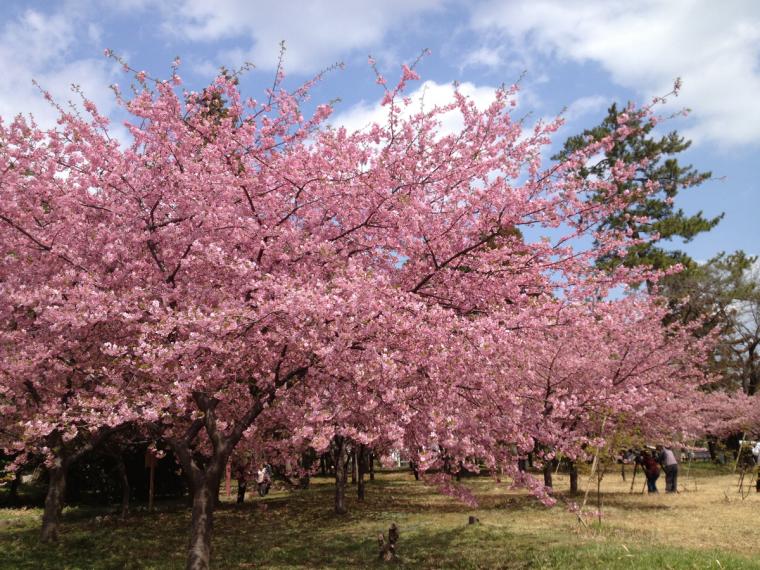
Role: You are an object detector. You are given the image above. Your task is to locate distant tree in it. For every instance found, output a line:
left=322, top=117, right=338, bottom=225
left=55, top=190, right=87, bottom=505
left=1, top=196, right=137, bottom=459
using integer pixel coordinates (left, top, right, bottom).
left=663, top=252, right=760, bottom=394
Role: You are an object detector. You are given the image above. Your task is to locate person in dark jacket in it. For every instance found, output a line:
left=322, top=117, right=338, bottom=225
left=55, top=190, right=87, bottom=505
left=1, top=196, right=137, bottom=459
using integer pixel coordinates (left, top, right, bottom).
left=637, top=450, right=660, bottom=493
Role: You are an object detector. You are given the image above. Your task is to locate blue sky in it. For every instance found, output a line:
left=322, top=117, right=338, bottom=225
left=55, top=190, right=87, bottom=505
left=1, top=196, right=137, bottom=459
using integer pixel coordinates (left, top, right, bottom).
left=2, top=0, right=758, bottom=263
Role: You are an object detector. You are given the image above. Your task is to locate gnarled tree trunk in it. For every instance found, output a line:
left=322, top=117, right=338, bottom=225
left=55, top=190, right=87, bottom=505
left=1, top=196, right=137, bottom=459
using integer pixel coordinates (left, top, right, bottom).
left=186, top=472, right=222, bottom=570
left=163, top=390, right=277, bottom=570
left=169, top=422, right=234, bottom=570
left=161, top=365, right=310, bottom=569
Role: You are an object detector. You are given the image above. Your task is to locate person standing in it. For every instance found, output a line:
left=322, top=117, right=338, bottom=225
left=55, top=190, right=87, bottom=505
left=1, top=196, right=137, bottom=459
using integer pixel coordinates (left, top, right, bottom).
left=751, top=441, right=760, bottom=492
left=657, top=445, right=679, bottom=493
left=256, top=465, right=271, bottom=497
left=637, top=450, right=660, bottom=493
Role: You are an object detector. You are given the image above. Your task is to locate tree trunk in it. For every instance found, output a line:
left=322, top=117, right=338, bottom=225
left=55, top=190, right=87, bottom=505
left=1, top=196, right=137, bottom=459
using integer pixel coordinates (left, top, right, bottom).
left=707, top=437, right=718, bottom=462
left=543, top=461, right=553, bottom=488
left=320, top=454, right=328, bottom=476
left=148, top=458, right=156, bottom=512
left=186, top=476, right=220, bottom=570
left=332, top=436, right=350, bottom=514
left=236, top=478, right=247, bottom=504
left=157, top=390, right=275, bottom=570
left=299, top=450, right=314, bottom=489
left=37, top=425, right=125, bottom=543
left=7, top=471, right=21, bottom=506
left=410, top=460, right=420, bottom=480
left=174, top=441, right=237, bottom=570
left=40, top=464, right=67, bottom=543
left=335, top=464, right=348, bottom=514
left=357, top=444, right=367, bottom=501
left=116, top=453, right=130, bottom=519
left=569, top=462, right=579, bottom=494
left=369, top=452, right=375, bottom=481
left=351, top=450, right=357, bottom=484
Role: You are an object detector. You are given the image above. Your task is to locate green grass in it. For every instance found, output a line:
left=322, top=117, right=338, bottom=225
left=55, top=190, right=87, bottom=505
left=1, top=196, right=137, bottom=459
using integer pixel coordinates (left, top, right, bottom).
left=1, top=465, right=759, bottom=569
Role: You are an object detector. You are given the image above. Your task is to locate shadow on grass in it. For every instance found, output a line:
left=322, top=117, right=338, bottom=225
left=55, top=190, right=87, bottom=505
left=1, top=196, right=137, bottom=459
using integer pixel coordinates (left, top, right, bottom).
left=1, top=470, right=759, bottom=569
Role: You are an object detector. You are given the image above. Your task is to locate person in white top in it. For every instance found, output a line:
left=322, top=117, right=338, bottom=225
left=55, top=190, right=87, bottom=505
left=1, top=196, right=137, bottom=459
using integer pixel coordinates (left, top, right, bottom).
left=752, top=441, right=760, bottom=464
left=751, top=441, right=760, bottom=493
left=256, top=465, right=271, bottom=496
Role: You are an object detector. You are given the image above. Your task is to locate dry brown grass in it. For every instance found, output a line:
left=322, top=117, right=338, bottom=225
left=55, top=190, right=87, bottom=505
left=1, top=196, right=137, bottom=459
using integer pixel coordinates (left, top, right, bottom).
left=464, top=461, right=760, bottom=557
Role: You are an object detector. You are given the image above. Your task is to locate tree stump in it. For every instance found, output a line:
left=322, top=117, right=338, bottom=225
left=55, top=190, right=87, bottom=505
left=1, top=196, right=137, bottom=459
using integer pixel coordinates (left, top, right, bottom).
left=378, top=522, right=399, bottom=561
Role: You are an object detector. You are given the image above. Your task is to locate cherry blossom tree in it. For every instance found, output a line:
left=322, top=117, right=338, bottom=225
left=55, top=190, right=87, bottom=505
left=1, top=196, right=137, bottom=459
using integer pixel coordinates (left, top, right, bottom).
left=697, top=390, right=760, bottom=440
left=516, top=295, right=712, bottom=491
left=0, top=51, right=698, bottom=569
left=0, top=104, right=146, bottom=541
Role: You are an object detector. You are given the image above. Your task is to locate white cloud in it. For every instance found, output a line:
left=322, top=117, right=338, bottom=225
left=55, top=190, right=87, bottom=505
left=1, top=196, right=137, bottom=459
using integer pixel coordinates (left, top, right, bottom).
left=460, top=46, right=503, bottom=70
left=165, top=0, right=443, bottom=73
left=331, top=80, right=500, bottom=137
left=563, top=95, right=609, bottom=123
left=529, top=95, right=609, bottom=159
left=470, top=0, right=760, bottom=147
left=0, top=8, right=117, bottom=129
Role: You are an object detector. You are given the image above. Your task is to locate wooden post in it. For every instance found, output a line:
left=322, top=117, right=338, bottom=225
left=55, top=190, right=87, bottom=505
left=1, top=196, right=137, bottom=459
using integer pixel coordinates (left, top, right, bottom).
left=578, top=415, right=608, bottom=527
left=629, top=462, right=638, bottom=493
left=733, top=432, right=746, bottom=473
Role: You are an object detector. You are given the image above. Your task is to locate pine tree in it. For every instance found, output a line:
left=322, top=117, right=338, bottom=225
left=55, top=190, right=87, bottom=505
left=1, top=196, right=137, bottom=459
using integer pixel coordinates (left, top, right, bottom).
left=555, top=103, right=721, bottom=272
left=558, top=104, right=759, bottom=395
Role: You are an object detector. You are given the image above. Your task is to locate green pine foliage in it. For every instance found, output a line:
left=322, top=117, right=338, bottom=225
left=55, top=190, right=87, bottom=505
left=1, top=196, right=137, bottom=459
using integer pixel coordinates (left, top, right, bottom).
left=555, top=103, right=721, bottom=273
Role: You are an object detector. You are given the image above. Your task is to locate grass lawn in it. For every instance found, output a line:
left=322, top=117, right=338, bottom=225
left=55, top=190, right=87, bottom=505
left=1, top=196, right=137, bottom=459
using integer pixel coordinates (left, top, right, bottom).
left=1, top=463, right=759, bottom=569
